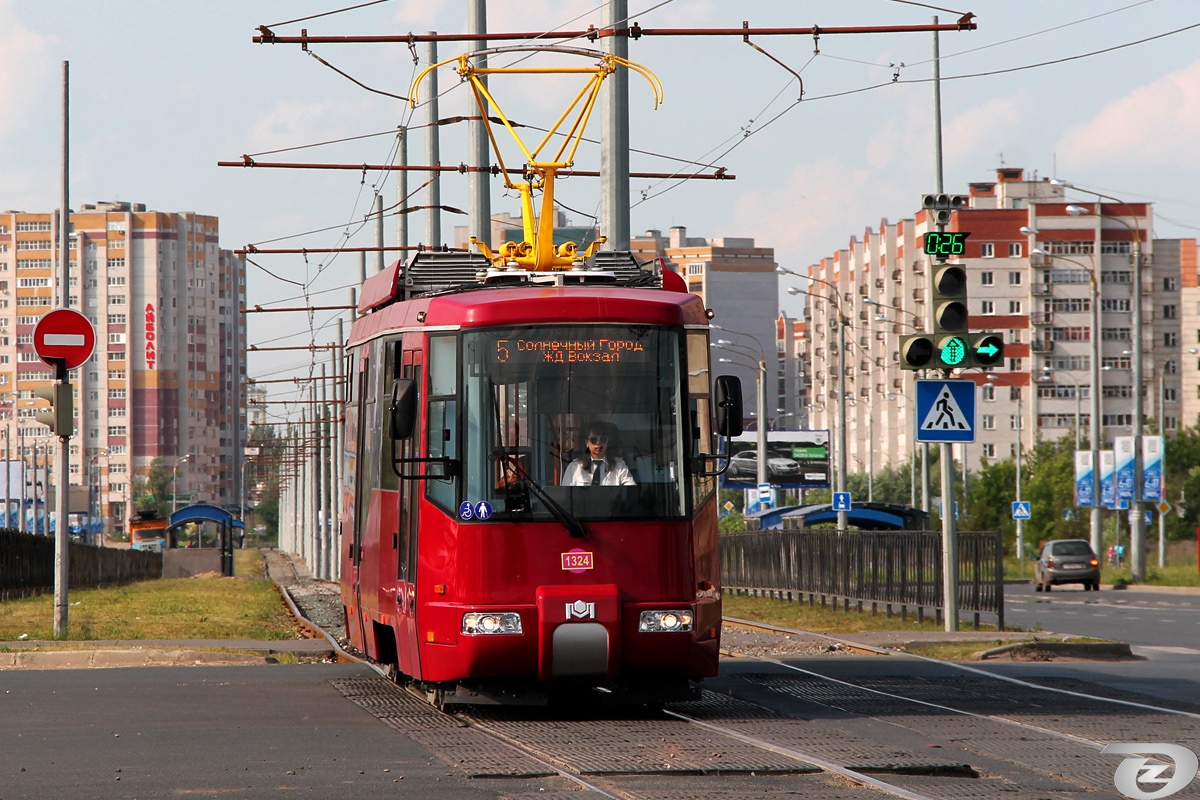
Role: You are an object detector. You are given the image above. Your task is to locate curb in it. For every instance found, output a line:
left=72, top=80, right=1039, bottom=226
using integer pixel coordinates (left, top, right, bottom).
left=976, top=641, right=1135, bottom=661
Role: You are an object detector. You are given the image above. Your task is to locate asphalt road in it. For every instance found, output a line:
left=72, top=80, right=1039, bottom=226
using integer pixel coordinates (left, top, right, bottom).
left=1004, top=580, right=1200, bottom=652
left=1, top=663, right=501, bottom=800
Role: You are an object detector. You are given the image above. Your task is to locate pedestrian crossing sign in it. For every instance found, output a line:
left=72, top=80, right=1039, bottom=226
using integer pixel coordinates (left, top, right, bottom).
left=915, top=379, right=977, bottom=443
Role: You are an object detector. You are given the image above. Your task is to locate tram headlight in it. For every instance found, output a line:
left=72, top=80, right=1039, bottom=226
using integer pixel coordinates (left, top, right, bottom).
left=462, top=612, right=523, bottom=635
left=638, top=610, right=694, bottom=633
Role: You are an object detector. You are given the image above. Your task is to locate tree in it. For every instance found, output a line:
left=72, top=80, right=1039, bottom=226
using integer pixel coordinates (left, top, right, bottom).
left=130, top=457, right=174, bottom=520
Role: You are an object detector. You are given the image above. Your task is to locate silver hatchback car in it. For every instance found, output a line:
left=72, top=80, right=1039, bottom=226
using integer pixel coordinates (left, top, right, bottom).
left=1034, top=539, right=1101, bottom=592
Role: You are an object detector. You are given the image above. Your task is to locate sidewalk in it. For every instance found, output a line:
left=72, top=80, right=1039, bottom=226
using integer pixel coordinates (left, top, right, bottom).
left=0, top=638, right=336, bottom=669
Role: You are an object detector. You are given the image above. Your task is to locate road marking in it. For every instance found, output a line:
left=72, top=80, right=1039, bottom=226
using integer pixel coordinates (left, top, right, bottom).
left=1133, top=646, right=1200, bottom=655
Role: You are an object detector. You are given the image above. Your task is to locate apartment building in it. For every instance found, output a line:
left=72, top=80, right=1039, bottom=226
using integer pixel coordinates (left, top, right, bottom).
left=634, top=227, right=781, bottom=431
left=801, top=168, right=1191, bottom=477
left=0, top=202, right=246, bottom=537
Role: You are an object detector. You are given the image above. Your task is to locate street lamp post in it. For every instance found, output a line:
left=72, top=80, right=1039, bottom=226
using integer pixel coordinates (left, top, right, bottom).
left=713, top=328, right=769, bottom=506
left=173, top=453, right=191, bottom=516
left=1061, top=191, right=1148, bottom=581
left=988, top=374, right=1026, bottom=574
left=786, top=283, right=849, bottom=529
left=1025, top=234, right=1104, bottom=559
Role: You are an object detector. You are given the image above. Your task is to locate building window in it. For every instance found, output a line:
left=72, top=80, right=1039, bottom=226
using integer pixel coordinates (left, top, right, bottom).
left=1163, top=305, right=1177, bottom=319
left=981, top=384, right=995, bottom=401
left=1009, top=300, right=1022, bottom=314
left=1008, top=243, right=1022, bottom=258
left=980, top=300, right=994, bottom=315
left=980, top=271, right=994, bottom=286
left=981, top=243, right=994, bottom=258
left=1165, top=331, right=1178, bottom=347
left=982, top=414, right=995, bottom=430
left=1008, top=357, right=1022, bottom=371
left=1008, top=270, right=1023, bottom=285
left=982, top=443, right=996, bottom=459
left=1010, top=414, right=1021, bottom=430
left=108, top=276, right=126, bottom=286
left=1163, top=276, right=1177, bottom=291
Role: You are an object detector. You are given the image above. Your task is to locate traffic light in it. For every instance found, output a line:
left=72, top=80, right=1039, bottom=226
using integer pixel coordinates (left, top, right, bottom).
left=921, top=193, right=967, bottom=228
left=899, top=333, right=934, bottom=370
left=34, top=383, right=73, bottom=437
left=967, top=332, right=1005, bottom=368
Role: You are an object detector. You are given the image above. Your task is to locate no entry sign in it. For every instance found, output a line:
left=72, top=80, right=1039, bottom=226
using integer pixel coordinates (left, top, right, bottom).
left=34, top=308, right=96, bottom=370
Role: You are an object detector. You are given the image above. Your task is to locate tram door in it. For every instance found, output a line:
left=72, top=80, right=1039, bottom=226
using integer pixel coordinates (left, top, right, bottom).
left=396, top=347, right=423, bottom=678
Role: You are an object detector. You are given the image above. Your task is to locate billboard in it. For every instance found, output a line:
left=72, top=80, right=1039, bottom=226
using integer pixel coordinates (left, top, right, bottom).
left=1142, top=435, right=1163, bottom=502
left=1074, top=451, right=1094, bottom=507
left=722, top=430, right=830, bottom=490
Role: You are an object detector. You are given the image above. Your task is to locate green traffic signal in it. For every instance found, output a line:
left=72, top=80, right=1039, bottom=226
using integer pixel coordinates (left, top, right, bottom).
left=969, top=333, right=1005, bottom=367
left=938, top=336, right=967, bottom=367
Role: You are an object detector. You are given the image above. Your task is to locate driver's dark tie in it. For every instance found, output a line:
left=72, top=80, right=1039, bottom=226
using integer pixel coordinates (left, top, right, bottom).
left=591, top=461, right=604, bottom=485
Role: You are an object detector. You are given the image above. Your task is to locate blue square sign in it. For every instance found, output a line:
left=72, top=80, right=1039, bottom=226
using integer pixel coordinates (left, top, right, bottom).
left=832, top=492, right=851, bottom=511
left=916, top=379, right=977, bottom=443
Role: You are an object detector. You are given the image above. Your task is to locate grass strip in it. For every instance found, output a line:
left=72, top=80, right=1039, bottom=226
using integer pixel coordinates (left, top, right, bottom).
left=0, top=551, right=300, bottom=642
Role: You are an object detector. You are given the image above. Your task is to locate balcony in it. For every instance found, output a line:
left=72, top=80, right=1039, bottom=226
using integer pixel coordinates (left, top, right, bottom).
left=1029, top=312, right=1053, bottom=326
left=1030, top=282, right=1052, bottom=296
left=912, top=288, right=925, bottom=302
left=1030, top=340, right=1054, bottom=353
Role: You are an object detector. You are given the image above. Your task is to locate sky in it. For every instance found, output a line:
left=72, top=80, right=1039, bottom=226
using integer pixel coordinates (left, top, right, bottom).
left=2, top=0, right=1199, bottom=415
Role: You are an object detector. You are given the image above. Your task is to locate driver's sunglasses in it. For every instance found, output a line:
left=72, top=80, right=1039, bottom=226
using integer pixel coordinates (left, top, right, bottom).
left=588, top=435, right=609, bottom=445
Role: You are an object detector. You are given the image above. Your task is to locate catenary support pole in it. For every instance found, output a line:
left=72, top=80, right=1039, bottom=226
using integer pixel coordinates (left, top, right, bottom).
left=396, top=127, right=408, bottom=252
left=468, top=0, right=492, bottom=248
left=601, top=0, right=631, bottom=250
left=424, top=35, right=441, bottom=248
left=373, top=195, right=384, bottom=274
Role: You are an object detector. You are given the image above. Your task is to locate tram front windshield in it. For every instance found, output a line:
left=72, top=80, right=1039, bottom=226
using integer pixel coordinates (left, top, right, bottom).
left=460, top=324, right=689, bottom=521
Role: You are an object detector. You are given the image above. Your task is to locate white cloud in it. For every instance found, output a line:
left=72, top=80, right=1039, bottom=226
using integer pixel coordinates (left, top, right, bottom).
left=1058, top=59, right=1200, bottom=171
left=0, top=2, right=53, bottom=139
left=729, top=158, right=877, bottom=261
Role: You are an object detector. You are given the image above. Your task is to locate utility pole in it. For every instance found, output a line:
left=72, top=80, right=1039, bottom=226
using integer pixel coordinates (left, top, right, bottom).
left=53, top=61, right=71, bottom=637
left=933, top=18, right=958, bottom=632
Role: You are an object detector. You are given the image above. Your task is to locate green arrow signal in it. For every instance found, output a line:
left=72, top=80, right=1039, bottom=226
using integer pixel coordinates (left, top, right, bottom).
left=975, top=342, right=1000, bottom=357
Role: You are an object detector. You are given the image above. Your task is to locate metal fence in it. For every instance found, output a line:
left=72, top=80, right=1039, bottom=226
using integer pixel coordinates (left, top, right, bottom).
left=0, top=529, right=162, bottom=600
left=721, top=527, right=1004, bottom=630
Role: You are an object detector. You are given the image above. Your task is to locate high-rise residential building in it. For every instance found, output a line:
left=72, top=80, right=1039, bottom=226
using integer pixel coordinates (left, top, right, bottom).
left=634, top=227, right=781, bottom=431
left=800, top=168, right=1195, bottom=478
left=0, top=201, right=246, bottom=539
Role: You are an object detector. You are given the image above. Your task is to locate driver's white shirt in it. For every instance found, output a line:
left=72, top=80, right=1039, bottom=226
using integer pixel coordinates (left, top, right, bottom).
left=562, top=458, right=636, bottom=486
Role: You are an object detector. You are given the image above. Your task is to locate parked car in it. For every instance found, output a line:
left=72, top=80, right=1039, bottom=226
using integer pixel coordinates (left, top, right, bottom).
left=1034, top=539, right=1101, bottom=592
left=727, top=450, right=801, bottom=479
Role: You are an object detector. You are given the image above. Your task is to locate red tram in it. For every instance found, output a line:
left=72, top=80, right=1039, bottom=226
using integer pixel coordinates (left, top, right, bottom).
left=340, top=251, right=742, bottom=705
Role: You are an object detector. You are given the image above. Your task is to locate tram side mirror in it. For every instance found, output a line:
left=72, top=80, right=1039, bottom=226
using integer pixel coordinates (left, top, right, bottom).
left=389, top=378, right=418, bottom=440
left=715, top=375, right=743, bottom=437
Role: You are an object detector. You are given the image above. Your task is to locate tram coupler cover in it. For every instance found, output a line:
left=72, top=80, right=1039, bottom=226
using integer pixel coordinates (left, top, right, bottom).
left=535, top=584, right=621, bottom=681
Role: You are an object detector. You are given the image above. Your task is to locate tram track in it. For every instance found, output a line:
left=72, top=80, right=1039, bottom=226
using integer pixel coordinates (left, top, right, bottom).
left=270, top=560, right=1196, bottom=799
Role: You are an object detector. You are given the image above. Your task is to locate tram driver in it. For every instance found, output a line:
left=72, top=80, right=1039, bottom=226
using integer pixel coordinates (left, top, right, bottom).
left=561, top=421, right=638, bottom=486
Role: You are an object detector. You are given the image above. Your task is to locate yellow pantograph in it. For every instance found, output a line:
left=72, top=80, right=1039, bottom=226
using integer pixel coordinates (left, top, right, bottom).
left=411, top=47, right=662, bottom=271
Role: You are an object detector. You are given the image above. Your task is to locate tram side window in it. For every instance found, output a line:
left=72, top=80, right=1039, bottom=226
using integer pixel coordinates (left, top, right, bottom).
left=426, top=335, right=458, bottom=510
left=687, top=332, right=716, bottom=508
left=380, top=340, right=399, bottom=493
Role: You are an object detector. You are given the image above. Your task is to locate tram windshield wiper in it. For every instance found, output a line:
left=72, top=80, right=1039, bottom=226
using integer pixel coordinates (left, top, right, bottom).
left=490, top=448, right=587, bottom=538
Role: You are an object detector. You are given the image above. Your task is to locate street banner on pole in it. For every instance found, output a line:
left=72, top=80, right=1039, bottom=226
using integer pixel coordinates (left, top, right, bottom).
left=1114, top=436, right=1135, bottom=502
left=1074, top=451, right=1094, bottom=507
left=1100, top=450, right=1116, bottom=507
left=1141, top=435, right=1164, bottom=501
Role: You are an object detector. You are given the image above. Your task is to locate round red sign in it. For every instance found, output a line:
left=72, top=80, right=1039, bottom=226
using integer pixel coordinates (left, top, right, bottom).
left=33, top=308, right=97, bottom=370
